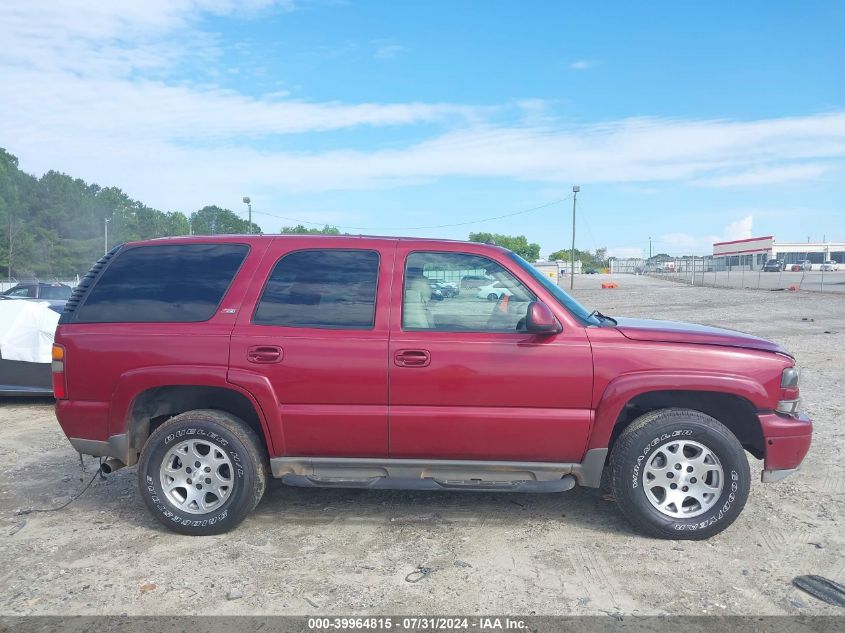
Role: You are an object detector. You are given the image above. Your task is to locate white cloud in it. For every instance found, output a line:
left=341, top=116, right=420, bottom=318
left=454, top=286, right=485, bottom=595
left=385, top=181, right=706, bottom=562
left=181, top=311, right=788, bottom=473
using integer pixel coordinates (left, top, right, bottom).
left=0, top=1, right=844, bottom=215
left=719, top=215, right=754, bottom=241
left=372, top=41, right=407, bottom=60
left=569, top=60, right=596, bottom=71
left=654, top=215, right=755, bottom=255
left=696, top=164, right=830, bottom=187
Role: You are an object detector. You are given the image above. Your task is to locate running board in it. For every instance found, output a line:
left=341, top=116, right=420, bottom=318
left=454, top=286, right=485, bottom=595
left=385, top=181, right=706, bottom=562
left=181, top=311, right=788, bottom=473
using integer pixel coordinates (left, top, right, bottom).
left=269, top=449, right=608, bottom=491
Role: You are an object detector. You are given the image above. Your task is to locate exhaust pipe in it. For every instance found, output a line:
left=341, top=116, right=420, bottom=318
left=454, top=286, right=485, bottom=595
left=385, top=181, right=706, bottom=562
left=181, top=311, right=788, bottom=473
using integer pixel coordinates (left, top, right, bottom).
left=100, top=458, right=126, bottom=475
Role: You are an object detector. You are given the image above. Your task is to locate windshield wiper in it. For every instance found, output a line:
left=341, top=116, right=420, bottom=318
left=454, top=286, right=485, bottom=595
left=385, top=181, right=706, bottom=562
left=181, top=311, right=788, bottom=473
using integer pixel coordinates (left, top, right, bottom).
left=588, top=310, right=617, bottom=325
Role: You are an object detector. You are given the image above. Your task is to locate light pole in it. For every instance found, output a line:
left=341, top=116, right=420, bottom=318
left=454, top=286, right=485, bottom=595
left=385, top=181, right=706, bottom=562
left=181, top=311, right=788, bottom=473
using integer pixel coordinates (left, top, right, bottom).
left=570, top=185, right=579, bottom=290
left=104, top=218, right=110, bottom=255
left=8, top=213, right=12, bottom=281
left=242, top=196, right=252, bottom=234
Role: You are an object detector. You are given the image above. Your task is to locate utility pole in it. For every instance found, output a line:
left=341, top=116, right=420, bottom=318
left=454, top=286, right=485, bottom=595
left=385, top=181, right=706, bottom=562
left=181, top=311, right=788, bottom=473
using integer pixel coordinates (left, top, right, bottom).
left=570, top=185, right=579, bottom=290
left=104, top=218, right=110, bottom=255
left=649, top=236, right=652, bottom=259
left=7, top=212, right=12, bottom=281
left=242, top=196, right=252, bottom=234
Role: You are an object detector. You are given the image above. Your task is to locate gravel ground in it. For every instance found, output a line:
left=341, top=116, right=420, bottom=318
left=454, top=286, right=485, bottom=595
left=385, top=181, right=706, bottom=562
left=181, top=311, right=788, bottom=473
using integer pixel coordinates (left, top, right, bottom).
left=0, top=275, right=843, bottom=616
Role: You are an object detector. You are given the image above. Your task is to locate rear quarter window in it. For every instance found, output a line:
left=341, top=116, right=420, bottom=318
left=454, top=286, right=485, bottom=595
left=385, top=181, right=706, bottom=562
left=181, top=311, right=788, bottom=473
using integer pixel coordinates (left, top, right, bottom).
left=73, top=243, right=248, bottom=323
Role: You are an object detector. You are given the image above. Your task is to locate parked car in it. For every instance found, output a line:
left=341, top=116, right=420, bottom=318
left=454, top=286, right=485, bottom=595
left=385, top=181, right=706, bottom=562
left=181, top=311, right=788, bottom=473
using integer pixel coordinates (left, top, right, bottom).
left=460, top=275, right=490, bottom=290
left=791, top=260, right=813, bottom=272
left=53, top=236, right=812, bottom=539
left=584, top=268, right=598, bottom=274
left=428, top=279, right=458, bottom=298
left=2, top=281, right=72, bottom=312
left=762, top=259, right=785, bottom=272
left=2, top=281, right=72, bottom=301
left=477, top=280, right=513, bottom=301
left=0, top=300, right=60, bottom=396
left=820, top=260, right=840, bottom=271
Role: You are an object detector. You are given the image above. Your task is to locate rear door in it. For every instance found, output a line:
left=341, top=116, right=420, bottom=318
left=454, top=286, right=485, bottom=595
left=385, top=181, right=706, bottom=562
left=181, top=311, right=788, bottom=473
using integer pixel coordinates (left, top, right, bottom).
left=388, top=243, right=594, bottom=463
left=228, top=238, right=394, bottom=458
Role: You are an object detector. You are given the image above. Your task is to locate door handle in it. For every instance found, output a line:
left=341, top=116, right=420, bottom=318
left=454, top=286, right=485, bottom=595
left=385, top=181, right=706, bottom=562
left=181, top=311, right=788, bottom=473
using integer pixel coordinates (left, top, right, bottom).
left=394, top=349, right=431, bottom=367
left=247, top=345, right=283, bottom=364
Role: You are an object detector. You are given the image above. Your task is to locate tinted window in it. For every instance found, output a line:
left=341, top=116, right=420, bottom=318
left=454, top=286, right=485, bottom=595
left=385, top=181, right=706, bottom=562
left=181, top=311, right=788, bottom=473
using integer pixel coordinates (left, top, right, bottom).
left=403, top=252, right=534, bottom=332
left=254, top=249, right=379, bottom=329
left=75, top=244, right=248, bottom=323
left=40, top=285, right=72, bottom=300
left=5, top=286, right=34, bottom=298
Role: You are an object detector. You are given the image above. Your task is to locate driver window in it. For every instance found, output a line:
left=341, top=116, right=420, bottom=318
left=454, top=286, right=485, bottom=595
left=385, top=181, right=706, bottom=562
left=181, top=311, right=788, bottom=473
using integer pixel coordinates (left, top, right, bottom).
left=402, top=252, right=534, bottom=332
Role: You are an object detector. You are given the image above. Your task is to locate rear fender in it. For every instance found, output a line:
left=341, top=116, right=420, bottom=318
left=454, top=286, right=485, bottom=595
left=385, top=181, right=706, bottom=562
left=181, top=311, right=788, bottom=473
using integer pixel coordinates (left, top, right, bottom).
left=110, top=365, right=277, bottom=454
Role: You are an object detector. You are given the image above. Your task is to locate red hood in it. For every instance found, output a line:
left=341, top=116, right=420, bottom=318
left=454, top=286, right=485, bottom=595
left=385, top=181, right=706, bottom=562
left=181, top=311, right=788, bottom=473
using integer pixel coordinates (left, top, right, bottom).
left=613, top=317, right=789, bottom=355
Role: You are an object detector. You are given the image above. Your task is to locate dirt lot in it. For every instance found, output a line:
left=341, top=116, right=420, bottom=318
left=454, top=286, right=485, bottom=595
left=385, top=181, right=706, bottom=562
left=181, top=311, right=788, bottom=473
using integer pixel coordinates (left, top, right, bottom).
left=0, top=275, right=843, bottom=616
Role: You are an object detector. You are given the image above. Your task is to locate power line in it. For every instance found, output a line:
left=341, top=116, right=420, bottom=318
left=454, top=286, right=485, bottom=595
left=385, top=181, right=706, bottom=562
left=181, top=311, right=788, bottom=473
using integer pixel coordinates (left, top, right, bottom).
left=249, top=195, right=573, bottom=232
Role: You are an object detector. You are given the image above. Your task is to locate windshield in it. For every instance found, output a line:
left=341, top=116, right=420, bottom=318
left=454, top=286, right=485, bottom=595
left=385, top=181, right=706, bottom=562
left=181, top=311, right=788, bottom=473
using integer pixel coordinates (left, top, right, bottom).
left=507, top=252, right=601, bottom=326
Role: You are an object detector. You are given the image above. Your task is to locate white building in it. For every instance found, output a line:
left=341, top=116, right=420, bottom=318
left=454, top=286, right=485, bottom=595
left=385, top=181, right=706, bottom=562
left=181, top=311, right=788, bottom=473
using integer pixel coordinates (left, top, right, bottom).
left=713, top=236, right=845, bottom=270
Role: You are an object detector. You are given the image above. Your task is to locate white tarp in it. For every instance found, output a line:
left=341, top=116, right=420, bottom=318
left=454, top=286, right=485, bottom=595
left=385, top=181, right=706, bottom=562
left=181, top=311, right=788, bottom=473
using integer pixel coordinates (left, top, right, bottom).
left=0, top=300, right=60, bottom=363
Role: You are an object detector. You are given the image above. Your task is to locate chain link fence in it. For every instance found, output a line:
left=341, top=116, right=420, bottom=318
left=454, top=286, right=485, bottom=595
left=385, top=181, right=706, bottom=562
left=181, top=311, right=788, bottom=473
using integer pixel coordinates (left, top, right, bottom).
left=610, top=257, right=843, bottom=293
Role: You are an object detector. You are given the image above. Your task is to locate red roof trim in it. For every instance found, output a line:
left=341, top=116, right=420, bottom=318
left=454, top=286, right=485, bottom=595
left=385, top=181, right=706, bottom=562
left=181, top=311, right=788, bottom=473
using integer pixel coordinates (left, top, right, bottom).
left=714, top=246, right=772, bottom=256
left=713, top=235, right=773, bottom=247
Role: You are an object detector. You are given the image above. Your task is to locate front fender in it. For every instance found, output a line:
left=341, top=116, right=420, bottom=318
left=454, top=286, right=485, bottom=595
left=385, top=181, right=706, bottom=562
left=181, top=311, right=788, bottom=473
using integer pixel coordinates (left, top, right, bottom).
left=587, top=370, right=770, bottom=451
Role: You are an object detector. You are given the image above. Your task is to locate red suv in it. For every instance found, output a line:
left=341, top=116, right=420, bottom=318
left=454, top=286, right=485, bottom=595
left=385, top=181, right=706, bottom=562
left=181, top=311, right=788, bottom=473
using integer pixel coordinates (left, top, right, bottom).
left=53, top=236, right=812, bottom=538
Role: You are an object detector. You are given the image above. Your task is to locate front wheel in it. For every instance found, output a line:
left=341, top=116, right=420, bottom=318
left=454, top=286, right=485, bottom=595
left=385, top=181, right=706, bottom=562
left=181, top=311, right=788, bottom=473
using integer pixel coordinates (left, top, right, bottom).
left=609, top=408, right=750, bottom=540
left=138, top=409, right=267, bottom=535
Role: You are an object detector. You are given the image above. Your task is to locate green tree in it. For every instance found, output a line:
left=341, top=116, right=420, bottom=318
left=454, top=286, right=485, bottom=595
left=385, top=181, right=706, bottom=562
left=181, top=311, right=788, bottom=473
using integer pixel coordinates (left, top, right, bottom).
left=547, top=246, right=609, bottom=269
left=280, top=224, right=342, bottom=235
left=189, top=205, right=261, bottom=235
left=0, top=148, right=230, bottom=278
left=468, top=232, right=541, bottom=260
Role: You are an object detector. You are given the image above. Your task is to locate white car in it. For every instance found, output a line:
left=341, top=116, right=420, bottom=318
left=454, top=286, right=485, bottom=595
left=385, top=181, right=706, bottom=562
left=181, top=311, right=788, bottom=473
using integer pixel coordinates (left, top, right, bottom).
left=477, top=281, right=513, bottom=301
left=820, top=260, right=840, bottom=271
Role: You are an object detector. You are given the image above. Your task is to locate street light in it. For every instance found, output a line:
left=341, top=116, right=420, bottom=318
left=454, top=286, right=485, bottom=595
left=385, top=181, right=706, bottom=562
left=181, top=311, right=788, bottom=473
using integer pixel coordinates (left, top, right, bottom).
left=242, top=196, right=252, bottom=234
left=570, top=185, right=579, bottom=290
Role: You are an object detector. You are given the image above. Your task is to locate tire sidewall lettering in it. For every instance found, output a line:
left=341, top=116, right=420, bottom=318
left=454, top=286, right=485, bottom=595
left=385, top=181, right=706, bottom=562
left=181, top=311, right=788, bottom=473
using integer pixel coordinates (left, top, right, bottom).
left=145, top=425, right=244, bottom=529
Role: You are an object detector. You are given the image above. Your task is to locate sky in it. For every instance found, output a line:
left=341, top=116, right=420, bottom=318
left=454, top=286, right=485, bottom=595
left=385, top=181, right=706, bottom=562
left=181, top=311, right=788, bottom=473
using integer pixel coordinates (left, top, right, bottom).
left=1, top=1, right=843, bottom=259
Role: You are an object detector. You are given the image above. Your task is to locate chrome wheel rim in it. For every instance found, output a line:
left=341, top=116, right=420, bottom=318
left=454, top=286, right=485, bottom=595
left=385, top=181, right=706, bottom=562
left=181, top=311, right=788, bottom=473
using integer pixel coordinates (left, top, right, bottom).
left=159, top=439, right=234, bottom=515
left=642, top=439, right=724, bottom=519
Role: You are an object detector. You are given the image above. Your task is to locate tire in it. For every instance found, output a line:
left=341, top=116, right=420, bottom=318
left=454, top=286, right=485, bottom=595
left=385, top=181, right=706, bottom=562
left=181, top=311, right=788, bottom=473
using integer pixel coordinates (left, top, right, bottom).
left=487, top=293, right=498, bottom=302
left=137, top=409, right=267, bottom=536
left=609, top=408, right=750, bottom=540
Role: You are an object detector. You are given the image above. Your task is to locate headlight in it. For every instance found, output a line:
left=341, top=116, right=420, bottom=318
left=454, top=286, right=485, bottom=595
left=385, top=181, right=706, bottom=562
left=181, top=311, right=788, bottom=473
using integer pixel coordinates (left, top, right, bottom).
left=781, top=367, right=800, bottom=388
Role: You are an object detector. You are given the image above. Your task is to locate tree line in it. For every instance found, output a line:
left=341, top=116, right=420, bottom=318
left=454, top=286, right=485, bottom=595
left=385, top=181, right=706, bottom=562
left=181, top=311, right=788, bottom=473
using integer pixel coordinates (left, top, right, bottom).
left=1, top=147, right=608, bottom=278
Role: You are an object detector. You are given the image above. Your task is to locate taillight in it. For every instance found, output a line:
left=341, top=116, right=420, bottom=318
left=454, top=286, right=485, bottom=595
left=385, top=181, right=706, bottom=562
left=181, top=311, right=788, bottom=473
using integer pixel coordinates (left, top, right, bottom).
left=52, top=344, right=66, bottom=399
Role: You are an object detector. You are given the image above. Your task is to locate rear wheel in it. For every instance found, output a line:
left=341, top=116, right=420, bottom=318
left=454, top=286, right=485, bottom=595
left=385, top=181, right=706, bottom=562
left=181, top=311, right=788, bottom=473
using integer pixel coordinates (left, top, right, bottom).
left=487, top=293, right=498, bottom=302
left=609, top=408, right=750, bottom=540
left=138, top=409, right=267, bottom=535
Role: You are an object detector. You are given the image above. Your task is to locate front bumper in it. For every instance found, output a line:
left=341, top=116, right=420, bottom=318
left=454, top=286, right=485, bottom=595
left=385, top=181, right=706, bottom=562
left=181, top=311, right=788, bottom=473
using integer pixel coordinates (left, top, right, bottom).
left=758, top=411, right=812, bottom=483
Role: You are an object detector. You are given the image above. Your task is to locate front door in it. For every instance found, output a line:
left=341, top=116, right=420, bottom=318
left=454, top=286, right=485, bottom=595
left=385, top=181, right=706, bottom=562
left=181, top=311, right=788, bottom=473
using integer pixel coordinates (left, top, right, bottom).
left=229, top=239, right=393, bottom=457
left=388, top=246, right=594, bottom=463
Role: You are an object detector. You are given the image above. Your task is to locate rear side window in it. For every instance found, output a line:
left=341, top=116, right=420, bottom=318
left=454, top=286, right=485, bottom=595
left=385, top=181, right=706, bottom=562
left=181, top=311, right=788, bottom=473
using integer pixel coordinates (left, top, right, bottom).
left=74, top=244, right=248, bottom=323
left=40, top=285, right=72, bottom=300
left=253, top=249, right=379, bottom=329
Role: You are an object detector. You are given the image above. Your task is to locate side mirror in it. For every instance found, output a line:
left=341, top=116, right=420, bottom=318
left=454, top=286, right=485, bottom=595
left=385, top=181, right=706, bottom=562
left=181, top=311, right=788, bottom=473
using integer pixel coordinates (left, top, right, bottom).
left=525, top=301, right=562, bottom=334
